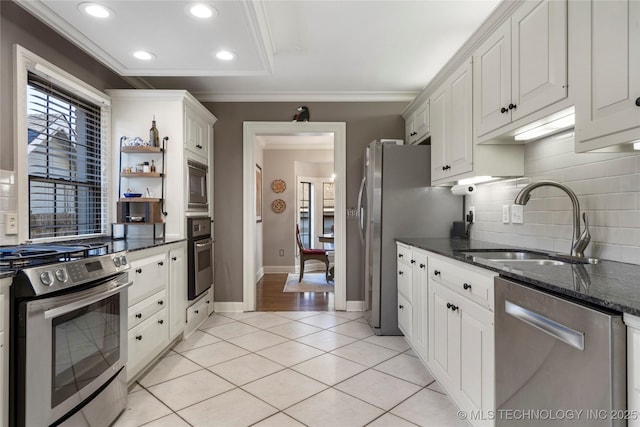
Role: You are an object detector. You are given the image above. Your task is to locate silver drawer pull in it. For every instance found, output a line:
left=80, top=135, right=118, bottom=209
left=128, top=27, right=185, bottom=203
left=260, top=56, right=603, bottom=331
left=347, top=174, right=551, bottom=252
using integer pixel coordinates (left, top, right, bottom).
left=505, top=300, right=584, bottom=351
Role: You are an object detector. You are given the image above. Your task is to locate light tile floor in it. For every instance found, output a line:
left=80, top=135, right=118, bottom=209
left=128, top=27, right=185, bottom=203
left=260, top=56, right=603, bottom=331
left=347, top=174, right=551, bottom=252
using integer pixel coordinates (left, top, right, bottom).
left=114, top=311, right=468, bottom=427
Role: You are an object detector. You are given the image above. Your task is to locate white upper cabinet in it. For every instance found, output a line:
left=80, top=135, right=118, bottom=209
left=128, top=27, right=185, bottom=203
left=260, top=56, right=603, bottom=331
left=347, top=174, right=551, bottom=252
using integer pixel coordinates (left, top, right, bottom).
left=474, top=0, right=568, bottom=141
left=405, top=100, right=430, bottom=145
left=573, top=0, right=640, bottom=152
left=431, top=60, right=473, bottom=183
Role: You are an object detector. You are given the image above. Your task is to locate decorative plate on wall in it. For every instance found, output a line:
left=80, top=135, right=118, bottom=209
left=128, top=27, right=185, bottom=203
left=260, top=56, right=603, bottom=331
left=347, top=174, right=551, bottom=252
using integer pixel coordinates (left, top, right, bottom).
left=271, top=179, right=286, bottom=193
left=272, top=199, right=286, bottom=213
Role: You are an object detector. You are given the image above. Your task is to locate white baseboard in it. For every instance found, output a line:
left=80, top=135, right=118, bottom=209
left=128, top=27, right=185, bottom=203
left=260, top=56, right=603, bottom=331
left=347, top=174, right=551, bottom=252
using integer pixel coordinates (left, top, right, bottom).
left=213, top=302, right=244, bottom=313
left=263, top=265, right=296, bottom=274
left=346, top=301, right=365, bottom=312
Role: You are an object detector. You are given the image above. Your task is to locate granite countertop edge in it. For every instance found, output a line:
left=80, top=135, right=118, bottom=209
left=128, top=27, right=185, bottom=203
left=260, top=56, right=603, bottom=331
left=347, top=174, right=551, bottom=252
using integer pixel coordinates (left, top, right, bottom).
left=0, top=237, right=186, bottom=279
left=396, top=237, right=640, bottom=317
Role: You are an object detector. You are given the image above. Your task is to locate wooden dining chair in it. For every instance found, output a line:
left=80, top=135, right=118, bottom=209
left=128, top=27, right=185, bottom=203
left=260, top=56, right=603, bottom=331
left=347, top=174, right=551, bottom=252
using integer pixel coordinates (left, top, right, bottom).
left=296, top=224, right=330, bottom=282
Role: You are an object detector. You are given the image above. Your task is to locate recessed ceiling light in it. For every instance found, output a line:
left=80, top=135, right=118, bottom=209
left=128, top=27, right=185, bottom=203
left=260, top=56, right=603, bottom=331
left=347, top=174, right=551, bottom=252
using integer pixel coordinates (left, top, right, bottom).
left=132, top=51, right=156, bottom=61
left=189, top=3, right=216, bottom=19
left=216, top=50, right=236, bottom=61
left=79, top=2, right=112, bottom=19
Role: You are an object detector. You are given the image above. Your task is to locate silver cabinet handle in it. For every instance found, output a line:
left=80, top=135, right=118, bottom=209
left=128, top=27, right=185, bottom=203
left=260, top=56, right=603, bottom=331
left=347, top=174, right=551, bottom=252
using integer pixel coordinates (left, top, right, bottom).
left=505, top=300, right=584, bottom=351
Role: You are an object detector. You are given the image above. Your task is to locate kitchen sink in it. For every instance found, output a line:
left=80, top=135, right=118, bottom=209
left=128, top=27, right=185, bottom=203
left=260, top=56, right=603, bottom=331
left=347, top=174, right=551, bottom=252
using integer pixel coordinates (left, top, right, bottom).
left=491, top=259, right=567, bottom=266
left=456, top=249, right=599, bottom=266
left=457, top=250, right=552, bottom=261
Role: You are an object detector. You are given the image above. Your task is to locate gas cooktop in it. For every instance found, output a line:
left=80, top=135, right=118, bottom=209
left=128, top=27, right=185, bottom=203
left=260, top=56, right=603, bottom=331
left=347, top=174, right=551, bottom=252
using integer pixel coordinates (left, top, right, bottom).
left=0, top=242, right=109, bottom=269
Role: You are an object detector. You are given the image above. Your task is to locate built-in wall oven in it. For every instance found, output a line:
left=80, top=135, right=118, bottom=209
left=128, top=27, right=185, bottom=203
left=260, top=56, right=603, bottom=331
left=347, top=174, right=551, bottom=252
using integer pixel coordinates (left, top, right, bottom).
left=187, top=159, right=208, bottom=211
left=9, top=250, right=131, bottom=427
left=187, top=217, right=214, bottom=300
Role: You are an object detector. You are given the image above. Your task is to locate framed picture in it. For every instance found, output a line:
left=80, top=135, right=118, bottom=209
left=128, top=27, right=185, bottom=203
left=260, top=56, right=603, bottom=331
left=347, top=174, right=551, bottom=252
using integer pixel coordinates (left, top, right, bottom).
left=256, top=164, right=263, bottom=222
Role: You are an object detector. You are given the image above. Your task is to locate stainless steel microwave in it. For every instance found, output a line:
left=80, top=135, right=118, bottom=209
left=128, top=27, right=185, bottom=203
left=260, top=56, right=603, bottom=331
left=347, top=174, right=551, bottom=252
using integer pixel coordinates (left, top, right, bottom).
left=187, top=159, right=208, bottom=210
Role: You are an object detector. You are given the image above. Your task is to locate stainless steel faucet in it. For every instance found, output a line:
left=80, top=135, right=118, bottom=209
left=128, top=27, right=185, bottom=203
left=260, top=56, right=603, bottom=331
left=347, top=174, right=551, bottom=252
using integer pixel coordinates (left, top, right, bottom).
left=514, top=180, right=590, bottom=257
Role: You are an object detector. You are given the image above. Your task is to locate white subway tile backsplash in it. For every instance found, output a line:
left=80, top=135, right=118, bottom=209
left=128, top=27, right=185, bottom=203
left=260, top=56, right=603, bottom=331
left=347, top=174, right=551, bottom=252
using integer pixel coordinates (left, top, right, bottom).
left=469, top=134, right=640, bottom=264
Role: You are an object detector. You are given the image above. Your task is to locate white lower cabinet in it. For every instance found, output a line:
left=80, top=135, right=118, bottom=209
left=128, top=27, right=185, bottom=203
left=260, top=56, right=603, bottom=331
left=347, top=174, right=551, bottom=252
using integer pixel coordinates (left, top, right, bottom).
left=625, top=313, right=640, bottom=426
left=395, top=245, right=495, bottom=427
left=126, top=242, right=188, bottom=382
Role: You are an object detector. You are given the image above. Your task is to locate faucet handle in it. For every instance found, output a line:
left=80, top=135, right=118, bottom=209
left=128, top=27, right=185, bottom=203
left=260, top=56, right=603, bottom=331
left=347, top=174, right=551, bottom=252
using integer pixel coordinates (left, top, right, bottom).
left=574, top=212, right=591, bottom=257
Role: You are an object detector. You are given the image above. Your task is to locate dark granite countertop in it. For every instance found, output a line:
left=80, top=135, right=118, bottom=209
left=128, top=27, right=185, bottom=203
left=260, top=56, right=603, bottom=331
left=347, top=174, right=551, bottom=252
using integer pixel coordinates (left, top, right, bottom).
left=396, top=237, right=640, bottom=316
left=0, top=237, right=186, bottom=280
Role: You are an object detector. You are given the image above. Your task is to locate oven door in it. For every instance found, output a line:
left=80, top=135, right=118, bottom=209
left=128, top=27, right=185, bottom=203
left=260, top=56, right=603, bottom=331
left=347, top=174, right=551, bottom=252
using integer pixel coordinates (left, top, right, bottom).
left=191, top=238, right=213, bottom=300
left=21, top=273, right=131, bottom=427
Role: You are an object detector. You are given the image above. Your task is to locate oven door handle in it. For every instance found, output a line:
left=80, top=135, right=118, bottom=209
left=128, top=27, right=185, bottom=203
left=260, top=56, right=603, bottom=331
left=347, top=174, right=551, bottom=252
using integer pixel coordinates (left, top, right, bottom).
left=195, top=238, right=214, bottom=248
left=44, top=280, right=133, bottom=319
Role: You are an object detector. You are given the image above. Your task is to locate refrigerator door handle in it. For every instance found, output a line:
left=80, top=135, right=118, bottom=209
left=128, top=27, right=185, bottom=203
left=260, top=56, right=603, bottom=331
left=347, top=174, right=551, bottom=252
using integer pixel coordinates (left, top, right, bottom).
left=357, top=176, right=366, bottom=244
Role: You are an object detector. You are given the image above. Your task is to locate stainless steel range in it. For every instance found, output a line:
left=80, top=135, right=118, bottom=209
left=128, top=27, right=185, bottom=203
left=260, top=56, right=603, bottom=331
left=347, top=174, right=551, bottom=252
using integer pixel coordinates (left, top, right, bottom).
left=8, top=245, right=131, bottom=427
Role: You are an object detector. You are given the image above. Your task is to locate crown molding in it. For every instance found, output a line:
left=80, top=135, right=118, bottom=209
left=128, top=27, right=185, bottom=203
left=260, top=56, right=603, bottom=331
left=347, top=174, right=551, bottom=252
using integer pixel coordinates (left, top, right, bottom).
left=193, top=91, right=418, bottom=103
left=402, top=0, right=524, bottom=117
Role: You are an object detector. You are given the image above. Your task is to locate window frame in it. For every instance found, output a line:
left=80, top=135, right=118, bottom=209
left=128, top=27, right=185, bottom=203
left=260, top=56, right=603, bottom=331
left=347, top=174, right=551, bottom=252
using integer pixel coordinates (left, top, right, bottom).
left=14, top=45, right=112, bottom=242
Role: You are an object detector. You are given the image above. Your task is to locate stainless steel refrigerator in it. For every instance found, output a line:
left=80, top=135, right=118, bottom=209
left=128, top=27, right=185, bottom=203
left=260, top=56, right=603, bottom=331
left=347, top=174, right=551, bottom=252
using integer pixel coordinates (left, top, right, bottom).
left=357, top=140, right=463, bottom=335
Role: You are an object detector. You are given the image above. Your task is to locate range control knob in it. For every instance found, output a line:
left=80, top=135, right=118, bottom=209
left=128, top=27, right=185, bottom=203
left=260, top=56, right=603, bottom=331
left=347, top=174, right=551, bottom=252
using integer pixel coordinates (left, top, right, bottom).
left=55, top=269, right=68, bottom=283
left=113, top=257, right=121, bottom=267
left=40, top=271, right=54, bottom=287
left=119, top=255, right=128, bottom=266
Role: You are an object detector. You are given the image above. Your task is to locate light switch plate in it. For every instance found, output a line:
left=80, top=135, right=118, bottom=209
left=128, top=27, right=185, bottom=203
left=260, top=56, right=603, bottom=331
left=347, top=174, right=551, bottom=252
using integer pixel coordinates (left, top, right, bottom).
left=511, top=205, right=524, bottom=224
left=502, top=205, right=510, bottom=223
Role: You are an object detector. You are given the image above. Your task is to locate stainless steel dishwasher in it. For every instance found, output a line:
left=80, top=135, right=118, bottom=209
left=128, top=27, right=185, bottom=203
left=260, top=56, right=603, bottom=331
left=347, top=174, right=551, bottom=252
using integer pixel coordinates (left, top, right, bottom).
left=495, top=277, right=626, bottom=426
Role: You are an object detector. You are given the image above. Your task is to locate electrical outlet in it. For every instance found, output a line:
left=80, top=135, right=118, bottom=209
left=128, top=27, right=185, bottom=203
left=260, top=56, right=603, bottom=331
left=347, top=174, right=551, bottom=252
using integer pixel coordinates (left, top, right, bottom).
left=4, top=212, right=17, bottom=235
left=511, top=204, right=524, bottom=224
left=279, top=249, right=284, bottom=256
left=468, top=206, right=476, bottom=223
left=502, top=205, right=510, bottom=224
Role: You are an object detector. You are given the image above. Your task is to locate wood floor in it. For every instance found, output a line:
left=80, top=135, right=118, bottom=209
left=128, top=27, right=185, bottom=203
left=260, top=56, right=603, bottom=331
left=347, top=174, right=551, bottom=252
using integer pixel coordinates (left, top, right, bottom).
left=256, top=273, right=334, bottom=311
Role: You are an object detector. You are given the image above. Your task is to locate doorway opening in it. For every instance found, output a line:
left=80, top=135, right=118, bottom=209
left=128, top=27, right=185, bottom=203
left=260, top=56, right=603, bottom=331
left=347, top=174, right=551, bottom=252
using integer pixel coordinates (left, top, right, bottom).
left=243, top=122, right=346, bottom=312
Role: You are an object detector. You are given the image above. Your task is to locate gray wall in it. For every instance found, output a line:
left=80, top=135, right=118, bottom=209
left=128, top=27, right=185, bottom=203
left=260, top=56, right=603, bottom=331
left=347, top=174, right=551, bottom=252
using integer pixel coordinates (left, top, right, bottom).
left=262, top=148, right=333, bottom=268
left=206, top=102, right=406, bottom=303
left=0, top=1, right=132, bottom=170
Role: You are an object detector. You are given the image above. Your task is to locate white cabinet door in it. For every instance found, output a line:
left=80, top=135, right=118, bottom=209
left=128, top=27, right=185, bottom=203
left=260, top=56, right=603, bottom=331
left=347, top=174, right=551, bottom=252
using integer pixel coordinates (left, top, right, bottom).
left=574, top=0, right=640, bottom=151
left=431, top=60, right=473, bottom=183
left=511, top=0, right=567, bottom=121
left=429, top=282, right=458, bottom=391
left=625, top=313, right=640, bottom=427
left=447, top=62, right=473, bottom=178
left=430, top=86, right=448, bottom=182
left=458, top=296, right=494, bottom=424
left=169, top=245, right=186, bottom=340
left=397, top=293, right=413, bottom=339
left=405, top=117, right=416, bottom=145
left=128, top=309, right=169, bottom=380
left=184, top=105, right=211, bottom=161
left=413, top=101, right=430, bottom=143
left=411, top=250, right=428, bottom=362
left=474, top=0, right=567, bottom=140
left=474, top=19, right=512, bottom=137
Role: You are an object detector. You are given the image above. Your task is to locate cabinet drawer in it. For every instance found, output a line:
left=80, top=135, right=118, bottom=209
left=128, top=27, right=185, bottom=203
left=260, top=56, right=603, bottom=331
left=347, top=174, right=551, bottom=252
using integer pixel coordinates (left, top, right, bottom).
left=128, top=309, right=169, bottom=379
left=128, top=290, right=167, bottom=330
left=129, top=253, right=168, bottom=306
left=187, top=294, right=209, bottom=324
left=397, top=244, right=412, bottom=264
left=397, top=293, right=413, bottom=338
left=429, top=255, right=496, bottom=310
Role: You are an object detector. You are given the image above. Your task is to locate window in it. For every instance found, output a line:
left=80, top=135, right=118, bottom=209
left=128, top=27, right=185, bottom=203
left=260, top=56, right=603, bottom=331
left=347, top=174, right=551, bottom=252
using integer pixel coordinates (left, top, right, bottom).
left=322, top=182, right=334, bottom=234
left=27, top=73, right=106, bottom=239
left=15, top=46, right=111, bottom=241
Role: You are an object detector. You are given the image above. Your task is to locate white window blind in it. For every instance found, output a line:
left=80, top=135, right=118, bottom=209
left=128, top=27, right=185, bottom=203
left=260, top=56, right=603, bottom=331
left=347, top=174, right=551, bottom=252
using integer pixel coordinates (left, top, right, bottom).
left=27, top=72, right=109, bottom=239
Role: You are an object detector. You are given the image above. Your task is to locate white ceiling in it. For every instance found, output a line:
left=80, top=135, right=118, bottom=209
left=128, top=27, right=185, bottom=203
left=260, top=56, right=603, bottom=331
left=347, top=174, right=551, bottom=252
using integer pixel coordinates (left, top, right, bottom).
left=17, top=0, right=502, bottom=102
